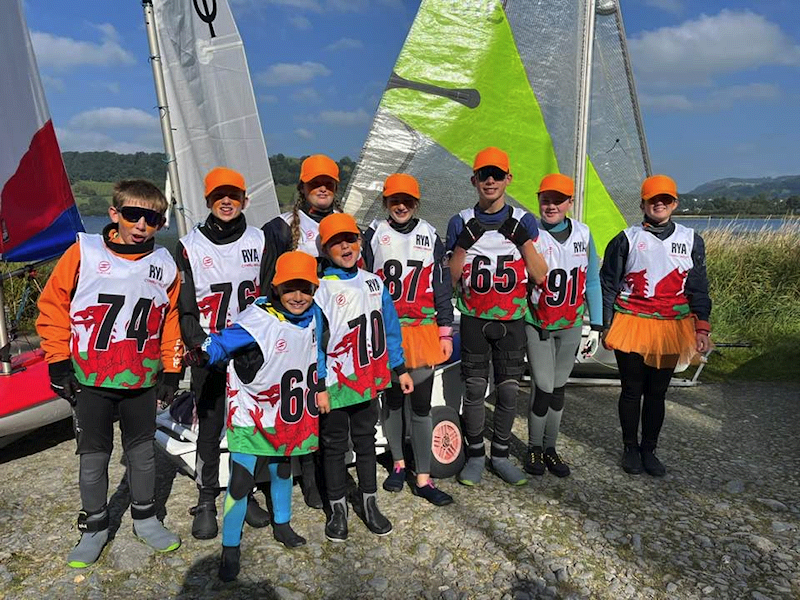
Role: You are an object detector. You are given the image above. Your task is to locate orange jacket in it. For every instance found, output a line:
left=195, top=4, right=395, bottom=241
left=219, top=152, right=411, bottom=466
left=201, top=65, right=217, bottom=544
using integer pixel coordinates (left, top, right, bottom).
left=36, top=229, right=183, bottom=374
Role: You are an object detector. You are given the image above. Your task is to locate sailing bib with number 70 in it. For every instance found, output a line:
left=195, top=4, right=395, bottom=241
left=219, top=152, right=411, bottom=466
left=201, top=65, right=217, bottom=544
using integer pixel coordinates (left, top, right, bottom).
left=456, top=207, right=529, bottom=321
left=70, top=233, right=177, bottom=389
left=181, top=225, right=263, bottom=334
left=225, top=303, right=319, bottom=456
left=527, top=219, right=591, bottom=330
left=315, top=270, right=391, bottom=409
left=369, top=218, right=437, bottom=326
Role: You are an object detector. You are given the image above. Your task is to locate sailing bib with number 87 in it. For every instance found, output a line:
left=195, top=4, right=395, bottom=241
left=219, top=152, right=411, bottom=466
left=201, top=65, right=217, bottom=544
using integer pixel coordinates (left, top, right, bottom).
left=70, top=233, right=176, bottom=388
left=456, top=208, right=528, bottom=321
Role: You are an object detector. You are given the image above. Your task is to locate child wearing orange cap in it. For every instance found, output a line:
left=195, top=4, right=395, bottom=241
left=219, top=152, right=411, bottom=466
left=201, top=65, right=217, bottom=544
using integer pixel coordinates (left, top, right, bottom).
left=176, top=167, right=270, bottom=539
left=445, top=147, right=548, bottom=487
left=601, top=174, right=711, bottom=477
left=362, top=173, right=454, bottom=506
left=524, top=174, right=603, bottom=478
left=314, top=212, right=414, bottom=542
left=184, top=251, right=325, bottom=581
left=260, top=153, right=342, bottom=509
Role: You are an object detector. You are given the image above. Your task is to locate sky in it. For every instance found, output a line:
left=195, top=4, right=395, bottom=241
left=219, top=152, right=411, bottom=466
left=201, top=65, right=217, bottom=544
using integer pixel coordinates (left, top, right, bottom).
left=20, top=0, right=800, bottom=192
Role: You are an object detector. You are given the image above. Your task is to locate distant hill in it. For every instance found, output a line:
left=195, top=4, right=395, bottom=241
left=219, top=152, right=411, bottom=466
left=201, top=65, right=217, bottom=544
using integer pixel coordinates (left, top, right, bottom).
left=686, top=175, right=800, bottom=199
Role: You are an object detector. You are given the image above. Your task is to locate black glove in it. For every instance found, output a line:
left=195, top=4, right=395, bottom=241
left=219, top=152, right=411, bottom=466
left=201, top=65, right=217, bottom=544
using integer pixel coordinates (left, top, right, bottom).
left=183, top=346, right=210, bottom=368
left=498, top=217, right=531, bottom=247
left=49, top=360, right=81, bottom=406
left=155, top=372, right=182, bottom=407
left=455, top=218, right=486, bottom=250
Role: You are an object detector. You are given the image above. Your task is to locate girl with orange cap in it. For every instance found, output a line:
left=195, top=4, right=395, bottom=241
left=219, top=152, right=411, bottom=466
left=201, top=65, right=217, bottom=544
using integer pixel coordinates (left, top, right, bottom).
left=184, top=251, right=326, bottom=581
left=524, top=174, right=603, bottom=478
left=601, top=174, right=712, bottom=477
left=362, top=173, right=454, bottom=506
left=314, top=212, right=414, bottom=542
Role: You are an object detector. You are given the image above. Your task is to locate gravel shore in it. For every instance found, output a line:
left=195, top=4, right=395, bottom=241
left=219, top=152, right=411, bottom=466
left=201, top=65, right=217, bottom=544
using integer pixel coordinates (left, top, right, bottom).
left=1, top=381, right=798, bottom=600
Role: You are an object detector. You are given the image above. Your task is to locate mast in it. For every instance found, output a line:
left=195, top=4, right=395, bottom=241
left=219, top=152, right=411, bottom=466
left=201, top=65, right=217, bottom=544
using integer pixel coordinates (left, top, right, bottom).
left=573, top=0, right=598, bottom=222
left=141, top=0, right=188, bottom=237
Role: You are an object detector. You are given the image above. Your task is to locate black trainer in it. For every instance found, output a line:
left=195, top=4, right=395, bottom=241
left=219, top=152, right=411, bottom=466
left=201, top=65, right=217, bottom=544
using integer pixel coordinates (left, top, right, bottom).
left=543, top=448, right=571, bottom=477
left=411, top=480, right=453, bottom=506
left=190, top=501, right=218, bottom=540
left=244, top=493, right=271, bottom=528
left=272, top=522, right=307, bottom=548
left=218, top=545, right=240, bottom=582
left=325, top=502, right=348, bottom=542
left=641, top=449, right=666, bottom=477
left=621, top=445, right=644, bottom=474
left=353, top=493, right=393, bottom=536
left=524, top=447, right=545, bottom=476
left=382, top=466, right=406, bottom=492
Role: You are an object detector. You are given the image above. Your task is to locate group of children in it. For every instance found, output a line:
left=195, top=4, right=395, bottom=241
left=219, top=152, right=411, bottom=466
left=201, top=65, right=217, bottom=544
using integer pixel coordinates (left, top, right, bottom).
left=36, top=147, right=711, bottom=580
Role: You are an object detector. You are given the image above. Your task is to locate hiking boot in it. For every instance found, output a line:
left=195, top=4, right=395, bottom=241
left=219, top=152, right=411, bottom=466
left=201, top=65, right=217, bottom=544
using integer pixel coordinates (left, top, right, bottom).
left=353, top=492, right=393, bottom=536
left=621, top=445, right=643, bottom=475
left=524, top=447, right=545, bottom=476
left=244, top=493, right=270, bottom=528
left=543, top=447, right=571, bottom=477
left=641, top=449, right=666, bottom=477
left=218, top=546, right=240, bottom=582
left=488, top=456, right=528, bottom=486
left=382, top=466, right=406, bottom=492
left=190, top=501, right=218, bottom=540
left=411, top=480, right=453, bottom=506
left=325, top=500, right=348, bottom=542
left=272, top=522, right=306, bottom=548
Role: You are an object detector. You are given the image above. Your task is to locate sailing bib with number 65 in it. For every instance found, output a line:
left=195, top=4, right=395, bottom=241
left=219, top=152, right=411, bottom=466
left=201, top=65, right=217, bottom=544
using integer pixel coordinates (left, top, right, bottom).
left=70, top=233, right=176, bottom=389
left=369, top=218, right=437, bottom=326
left=225, top=303, right=319, bottom=456
left=315, top=270, right=391, bottom=409
left=527, top=219, right=590, bottom=330
left=181, top=225, right=263, bottom=334
left=616, top=223, right=694, bottom=320
left=456, top=208, right=528, bottom=321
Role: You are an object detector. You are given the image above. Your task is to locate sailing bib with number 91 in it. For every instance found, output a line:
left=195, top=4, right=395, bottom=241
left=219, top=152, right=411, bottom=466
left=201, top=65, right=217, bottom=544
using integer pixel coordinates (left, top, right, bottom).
left=315, top=270, right=391, bottom=409
left=456, top=208, right=528, bottom=321
left=70, top=233, right=176, bottom=388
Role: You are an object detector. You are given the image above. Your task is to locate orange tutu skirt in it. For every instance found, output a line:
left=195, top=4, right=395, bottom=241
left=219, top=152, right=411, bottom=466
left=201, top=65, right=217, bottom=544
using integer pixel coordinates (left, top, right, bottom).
left=401, top=323, right=446, bottom=369
left=605, top=313, right=698, bottom=369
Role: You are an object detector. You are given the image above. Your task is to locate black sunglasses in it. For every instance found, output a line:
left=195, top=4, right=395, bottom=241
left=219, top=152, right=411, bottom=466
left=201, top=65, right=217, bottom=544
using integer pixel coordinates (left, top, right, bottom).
left=475, top=166, right=508, bottom=182
left=645, top=195, right=676, bottom=206
left=118, top=206, right=164, bottom=227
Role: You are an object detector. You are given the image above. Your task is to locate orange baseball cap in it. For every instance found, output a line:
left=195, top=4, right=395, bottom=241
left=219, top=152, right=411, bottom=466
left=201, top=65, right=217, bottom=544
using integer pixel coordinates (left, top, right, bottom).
left=383, top=173, right=420, bottom=200
left=538, top=173, right=574, bottom=197
left=272, top=251, right=319, bottom=287
left=319, top=213, right=360, bottom=246
left=300, top=154, right=340, bottom=183
left=204, top=167, right=246, bottom=197
left=473, top=147, right=510, bottom=172
left=641, top=174, right=678, bottom=201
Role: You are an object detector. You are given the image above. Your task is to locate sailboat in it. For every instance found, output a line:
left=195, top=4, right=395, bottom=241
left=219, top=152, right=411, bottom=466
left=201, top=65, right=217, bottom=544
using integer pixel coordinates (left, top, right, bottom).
left=0, top=0, right=86, bottom=446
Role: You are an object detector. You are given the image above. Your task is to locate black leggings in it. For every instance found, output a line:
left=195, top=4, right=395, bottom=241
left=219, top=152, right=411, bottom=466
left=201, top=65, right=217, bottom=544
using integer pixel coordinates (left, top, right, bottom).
left=615, top=350, right=673, bottom=450
left=192, top=368, right=227, bottom=494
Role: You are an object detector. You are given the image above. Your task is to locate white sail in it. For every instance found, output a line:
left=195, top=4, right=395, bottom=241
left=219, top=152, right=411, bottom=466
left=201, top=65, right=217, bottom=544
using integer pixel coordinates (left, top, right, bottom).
left=153, top=0, right=279, bottom=228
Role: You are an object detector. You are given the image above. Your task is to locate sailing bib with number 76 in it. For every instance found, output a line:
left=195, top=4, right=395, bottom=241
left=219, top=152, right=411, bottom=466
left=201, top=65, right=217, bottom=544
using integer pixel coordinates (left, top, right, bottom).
left=70, top=233, right=176, bottom=389
left=315, top=270, right=391, bottom=409
left=456, top=207, right=529, bottom=321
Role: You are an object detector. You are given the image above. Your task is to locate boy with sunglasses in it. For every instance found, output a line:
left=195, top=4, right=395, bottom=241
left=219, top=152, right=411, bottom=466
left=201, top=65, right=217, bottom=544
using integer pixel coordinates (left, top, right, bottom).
left=446, top=147, right=548, bottom=487
left=37, top=179, right=182, bottom=567
left=175, top=167, right=271, bottom=539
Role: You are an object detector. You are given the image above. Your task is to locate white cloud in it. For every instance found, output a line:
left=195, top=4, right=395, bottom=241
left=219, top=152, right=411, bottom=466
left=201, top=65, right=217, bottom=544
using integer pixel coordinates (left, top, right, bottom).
left=706, top=83, right=780, bottom=108
left=289, top=15, right=312, bottom=29
left=55, top=127, right=161, bottom=154
left=325, top=37, right=363, bottom=52
left=643, top=0, right=684, bottom=14
left=31, top=25, right=135, bottom=72
left=629, top=10, right=800, bottom=86
left=639, top=93, right=694, bottom=112
left=292, top=87, right=322, bottom=103
left=41, top=75, right=65, bottom=93
left=640, top=83, right=781, bottom=113
left=67, top=107, right=158, bottom=130
left=101, top=82, right=121, bottom=94
left=294, top=128, right=315, bottom=140
left=314, top=108, right=371, bottom=127
left=257, top=62, right=331, bottom=86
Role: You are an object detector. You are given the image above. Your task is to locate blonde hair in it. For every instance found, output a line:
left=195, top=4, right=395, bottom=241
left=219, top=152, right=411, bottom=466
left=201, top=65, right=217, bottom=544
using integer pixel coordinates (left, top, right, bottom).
left=291, top=182, right=343, bottom=250
left=112, top=179, right=168, bottom=214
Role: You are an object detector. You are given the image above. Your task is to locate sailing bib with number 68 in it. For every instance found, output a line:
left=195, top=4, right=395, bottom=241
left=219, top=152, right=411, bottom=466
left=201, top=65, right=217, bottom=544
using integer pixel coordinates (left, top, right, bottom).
left=369, top=218, right=437, bottom=326
left=315, top=270, right=391, bottom=409
left=70, top=233, right=176, bottom=388
left=527, top=219, right=590, bottom=330
left=456, top=208, right=528, bottom=321
left=181, top=225, right=263, bottom=334
left=225, top=303, right=319, bottom=456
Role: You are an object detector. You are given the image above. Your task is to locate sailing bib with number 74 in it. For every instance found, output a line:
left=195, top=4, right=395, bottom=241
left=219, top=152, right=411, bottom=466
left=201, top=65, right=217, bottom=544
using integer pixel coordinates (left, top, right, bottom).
left=181, top=225, right=263, bottom=334
left=315, top=270, right=391, bottom=409
left=456, top=207, right=529, bottom=321
left=369, top=218, right=437, bottom=326
left=225, top=303, right=319, bottom=456
left=70, top=233, right=176, bottom=389
left=527, top=219, right=591, bottom=330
